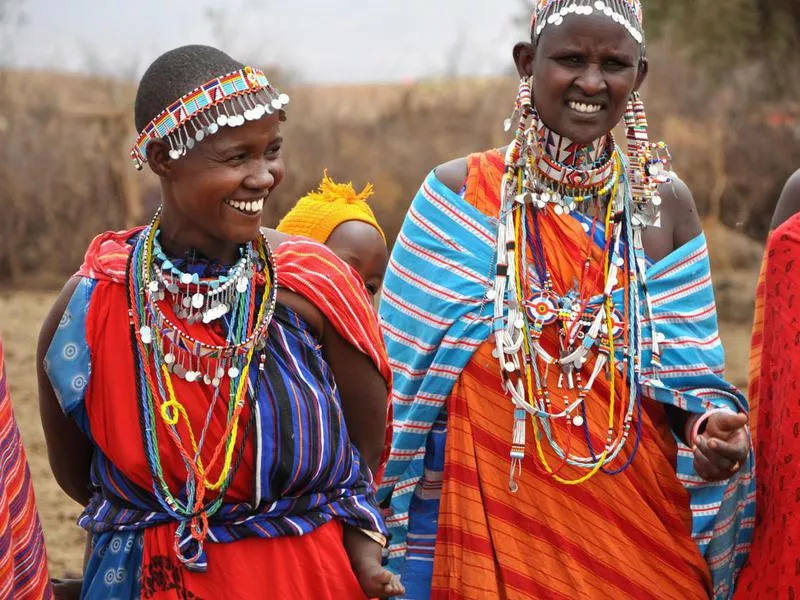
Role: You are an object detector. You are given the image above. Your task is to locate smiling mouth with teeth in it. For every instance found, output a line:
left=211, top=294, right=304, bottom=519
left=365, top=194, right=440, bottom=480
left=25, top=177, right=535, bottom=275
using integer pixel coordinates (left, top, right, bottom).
left=567, top=101, right=603, bottom=115
left=224, top=198, right=265, bottom=215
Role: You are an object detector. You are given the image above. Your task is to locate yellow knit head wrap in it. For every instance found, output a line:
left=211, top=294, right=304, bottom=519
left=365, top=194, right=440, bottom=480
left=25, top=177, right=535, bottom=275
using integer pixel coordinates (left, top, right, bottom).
left=277, top=171, right=386, bottom=244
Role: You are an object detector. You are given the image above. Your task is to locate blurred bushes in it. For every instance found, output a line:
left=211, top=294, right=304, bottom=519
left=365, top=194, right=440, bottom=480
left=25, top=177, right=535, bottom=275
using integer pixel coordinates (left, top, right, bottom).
left=0, top=37, right=797, bottom=285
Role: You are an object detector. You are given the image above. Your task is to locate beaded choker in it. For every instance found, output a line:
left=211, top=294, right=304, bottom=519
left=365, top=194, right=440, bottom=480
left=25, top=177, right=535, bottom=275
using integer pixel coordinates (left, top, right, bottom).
left=151, top=231, right=255, bottom=325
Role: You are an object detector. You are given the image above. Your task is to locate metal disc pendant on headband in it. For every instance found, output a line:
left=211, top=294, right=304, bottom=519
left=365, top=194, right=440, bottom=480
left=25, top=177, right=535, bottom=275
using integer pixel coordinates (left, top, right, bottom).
left=131, top=67, right=288, bottom=169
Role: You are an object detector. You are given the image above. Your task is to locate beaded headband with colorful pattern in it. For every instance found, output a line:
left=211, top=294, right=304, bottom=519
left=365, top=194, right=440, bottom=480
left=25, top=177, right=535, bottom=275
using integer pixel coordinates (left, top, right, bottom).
left=130, top=66, right=289, bottom=170
left=531, top=0, right=644, bottom=46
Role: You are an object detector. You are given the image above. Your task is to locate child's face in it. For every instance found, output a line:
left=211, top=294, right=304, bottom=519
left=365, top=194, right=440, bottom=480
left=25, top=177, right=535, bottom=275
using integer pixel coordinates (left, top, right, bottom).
left=326, top=221, right=389, bottom=299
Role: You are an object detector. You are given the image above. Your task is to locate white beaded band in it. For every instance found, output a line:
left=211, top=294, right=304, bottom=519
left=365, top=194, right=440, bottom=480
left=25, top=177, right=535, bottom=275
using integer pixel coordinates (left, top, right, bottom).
left=534, top=0, right=644, bottom=46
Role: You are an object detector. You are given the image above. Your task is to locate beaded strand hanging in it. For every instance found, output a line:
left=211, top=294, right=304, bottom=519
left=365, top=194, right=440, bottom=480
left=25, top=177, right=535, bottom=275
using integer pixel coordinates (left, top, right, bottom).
left=493, top=75, right=671, bottom=489
left=125, top=209, right=277, bottom=569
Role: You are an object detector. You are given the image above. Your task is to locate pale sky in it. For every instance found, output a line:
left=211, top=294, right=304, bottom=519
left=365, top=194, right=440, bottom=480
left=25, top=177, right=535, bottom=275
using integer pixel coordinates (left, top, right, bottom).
left=5, top=0, right=525, bottom=83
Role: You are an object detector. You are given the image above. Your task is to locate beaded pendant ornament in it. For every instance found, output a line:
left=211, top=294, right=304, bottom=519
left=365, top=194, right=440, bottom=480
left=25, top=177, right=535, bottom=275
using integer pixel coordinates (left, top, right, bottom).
left=493, top=0, right=672, bottom=488
left=130, top=66, right=289, bottom=170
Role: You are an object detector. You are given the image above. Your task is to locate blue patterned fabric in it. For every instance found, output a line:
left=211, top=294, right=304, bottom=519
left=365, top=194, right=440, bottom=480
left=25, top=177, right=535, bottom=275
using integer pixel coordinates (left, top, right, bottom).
left=81, top=531, right=143, bottom=600
left=44, top=277, right=95, bottom=438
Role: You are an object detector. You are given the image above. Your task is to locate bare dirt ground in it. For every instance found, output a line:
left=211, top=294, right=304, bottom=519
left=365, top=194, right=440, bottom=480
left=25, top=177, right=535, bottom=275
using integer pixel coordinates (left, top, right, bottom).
left=0, top=286, right=755, bottom=577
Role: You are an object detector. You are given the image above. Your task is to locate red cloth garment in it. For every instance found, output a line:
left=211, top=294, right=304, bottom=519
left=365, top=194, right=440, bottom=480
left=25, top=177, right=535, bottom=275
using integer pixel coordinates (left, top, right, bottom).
left=735, top=213, right=800, bottom=598
left=77, top=229, right=393, bottom=482
left=140, top=520, right=364, bottom=600
left=75, top=229, right=390, bottom=598
left=0, top=338, right=53, bottom=600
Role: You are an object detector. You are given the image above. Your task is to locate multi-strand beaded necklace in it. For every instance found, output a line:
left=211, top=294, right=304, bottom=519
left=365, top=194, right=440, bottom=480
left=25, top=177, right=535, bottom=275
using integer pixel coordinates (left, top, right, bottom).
left=126, top=210, right=277, bottom=568
left=493, top=80, right=670, bottom=488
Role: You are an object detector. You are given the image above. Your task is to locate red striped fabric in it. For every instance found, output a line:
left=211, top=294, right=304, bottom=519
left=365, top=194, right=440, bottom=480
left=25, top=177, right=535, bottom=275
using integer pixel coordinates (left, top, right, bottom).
left=0, top=338, right=53, bottom=599
left=735, top=215, right=800, bottom=598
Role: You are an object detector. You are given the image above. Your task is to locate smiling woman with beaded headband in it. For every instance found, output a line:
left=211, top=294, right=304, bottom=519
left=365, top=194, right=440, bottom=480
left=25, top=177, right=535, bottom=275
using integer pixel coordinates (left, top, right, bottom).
left=378, top=2, right=754, bottom=598
left=36, top=45, right=402, bottom=599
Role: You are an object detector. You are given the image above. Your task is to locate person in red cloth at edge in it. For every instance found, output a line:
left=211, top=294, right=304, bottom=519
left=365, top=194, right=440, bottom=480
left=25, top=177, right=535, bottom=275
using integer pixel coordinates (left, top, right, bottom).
left=0, top=334, right=52, bottom=599
left=378, top=1, right=754, bottom=599
left=735, top=169, right=800, bottom=599
left=37, top=45, right=402, bottom=599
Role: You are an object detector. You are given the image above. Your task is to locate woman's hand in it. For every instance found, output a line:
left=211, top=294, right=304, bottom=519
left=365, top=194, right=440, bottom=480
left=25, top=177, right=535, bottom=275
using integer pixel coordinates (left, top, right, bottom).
left=693, top=411, right=749, bottom=482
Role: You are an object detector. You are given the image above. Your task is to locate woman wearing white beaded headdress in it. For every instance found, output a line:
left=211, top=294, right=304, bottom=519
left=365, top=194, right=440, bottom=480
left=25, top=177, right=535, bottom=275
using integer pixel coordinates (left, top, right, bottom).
left=378, top=2, right=754, bottom=599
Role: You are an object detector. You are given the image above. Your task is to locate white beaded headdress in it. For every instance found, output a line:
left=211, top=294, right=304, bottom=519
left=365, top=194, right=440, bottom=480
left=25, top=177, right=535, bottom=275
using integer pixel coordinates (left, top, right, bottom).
left=130, top=66, right=289, bottom=170
left=532, top=0, right=644, bottom=46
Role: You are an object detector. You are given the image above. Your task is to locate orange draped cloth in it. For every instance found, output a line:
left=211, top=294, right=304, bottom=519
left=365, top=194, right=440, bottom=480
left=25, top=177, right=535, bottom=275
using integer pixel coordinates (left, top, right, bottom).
left=430, top=151, right=710, bottom=599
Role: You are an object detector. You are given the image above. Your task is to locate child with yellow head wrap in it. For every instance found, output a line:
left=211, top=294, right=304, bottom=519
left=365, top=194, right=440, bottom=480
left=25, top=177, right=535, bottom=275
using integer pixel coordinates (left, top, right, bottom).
left=278, top=172, right=388, bottom=298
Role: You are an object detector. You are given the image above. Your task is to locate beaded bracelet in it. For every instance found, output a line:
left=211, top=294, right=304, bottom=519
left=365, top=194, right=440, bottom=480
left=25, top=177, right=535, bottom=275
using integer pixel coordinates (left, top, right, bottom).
left=686, top=408, right=736, bottom=448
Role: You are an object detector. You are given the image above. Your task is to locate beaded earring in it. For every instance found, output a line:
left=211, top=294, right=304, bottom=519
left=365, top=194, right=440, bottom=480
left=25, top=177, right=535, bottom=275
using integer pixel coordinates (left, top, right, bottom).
left=623, top=90, right=672, bottom=229
left=505, top=76, right=535, bottom=136
left=623, top=90, right=672, bottom=366
left=623, top=91, right=647, bottom=203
